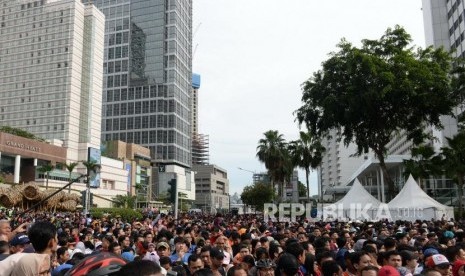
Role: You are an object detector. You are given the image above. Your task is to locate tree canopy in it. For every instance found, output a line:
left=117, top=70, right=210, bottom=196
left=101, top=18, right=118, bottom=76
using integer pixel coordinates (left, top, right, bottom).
left=295, top=26, right=465, bottom=200
left=241, top=182, right=274, bottom=211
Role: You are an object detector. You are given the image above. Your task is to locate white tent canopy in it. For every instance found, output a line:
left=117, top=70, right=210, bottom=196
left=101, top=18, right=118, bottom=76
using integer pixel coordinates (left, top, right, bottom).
left=322, top=179, right=381, bottom=220
left=387, top=175, right=454, bottom=221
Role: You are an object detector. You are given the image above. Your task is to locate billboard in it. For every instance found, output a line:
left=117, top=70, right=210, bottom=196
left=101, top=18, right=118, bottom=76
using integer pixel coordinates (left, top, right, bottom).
left=88, top=147, right=101, bottom=188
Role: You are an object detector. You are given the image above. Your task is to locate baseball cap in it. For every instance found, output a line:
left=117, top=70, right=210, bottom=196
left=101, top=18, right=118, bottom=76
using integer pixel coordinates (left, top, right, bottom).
left=10, top=234, right=30, bottom=246
left=210, top=247, right=225, bottom=260
left=444, top=231, right=455, bottom=239
left=379, top=266, right=401, bottom=276
left=426, top=254, right=451, bottom=268
left=423, top=248, right=440, bottom=258
left=157, top=242, right=169, bottom=250
left=121, top=252, right=135, bottom=262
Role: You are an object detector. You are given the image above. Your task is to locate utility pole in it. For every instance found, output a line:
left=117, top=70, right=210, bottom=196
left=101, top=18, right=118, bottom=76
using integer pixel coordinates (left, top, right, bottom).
left=84, top=169, right=90, bottom=215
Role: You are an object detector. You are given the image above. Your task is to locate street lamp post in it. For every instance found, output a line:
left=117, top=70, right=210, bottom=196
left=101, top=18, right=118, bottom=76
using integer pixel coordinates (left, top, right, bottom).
left=238, top=167, right=256, bottom=183
left=84, top=171, right=91, bottom=215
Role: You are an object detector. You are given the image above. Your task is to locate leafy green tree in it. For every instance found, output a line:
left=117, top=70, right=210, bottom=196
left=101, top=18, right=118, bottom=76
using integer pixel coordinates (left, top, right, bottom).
left=289, top=131, right=325, bottom=198
left=241, top=182, right=275, bottom=211
left=298, top=181, right=307, bottom=198
left=295, top=26, right=465, bottom=200
left=63, top=162, right=79, bottom=193
left=38, top=164, right=54, bottom=190
left=439, top=131, right=465, bottom=218
left=256, top=130, right=288, bottom=198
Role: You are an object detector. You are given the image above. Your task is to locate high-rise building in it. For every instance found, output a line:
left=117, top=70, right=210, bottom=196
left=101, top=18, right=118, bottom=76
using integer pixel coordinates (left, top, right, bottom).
left=0, top=0, right=130, bottom=206
left=84, top=0, right=193, bottom=168
left=0, top=0, right=104, bottom=162
left=191, top=73, right=209, bottom=165
left=422, top=0, right=461, bottom=143
left=318, top=129, right=369, bottom=200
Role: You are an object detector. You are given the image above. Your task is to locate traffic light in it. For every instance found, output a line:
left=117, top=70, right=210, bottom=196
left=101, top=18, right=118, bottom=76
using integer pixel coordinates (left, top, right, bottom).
left=168, top=178, right=177, bottom=203
left=81, top=190, right=94, bottom=206
left=90, top=192, right=94, bottom=206
left=311, top=208, right=318, bottom=218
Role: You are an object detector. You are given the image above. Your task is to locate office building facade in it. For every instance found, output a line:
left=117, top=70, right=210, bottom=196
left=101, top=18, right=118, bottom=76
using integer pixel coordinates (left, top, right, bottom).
left=318, top=129, right=369, bottom=200
left=193, top=164, right=229, bottom=213
left=0, top=0, right=104, bottom=162
left=84, top=0, right=193, bottom=168
left=0, top=1, right=130, bottom=206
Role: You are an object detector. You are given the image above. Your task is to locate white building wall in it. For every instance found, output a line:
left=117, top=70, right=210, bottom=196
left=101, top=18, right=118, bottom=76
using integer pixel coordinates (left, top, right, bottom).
left=159, top=165, right=195, bottom=201
left=422, top=0, right=451, bottom=49
left=45, top=157, right=127, bottom=207
left=0, top=0, right=104, bottom=163
left=81, top=5, right=104, bottom=150
left=319, top=129, right=368, bottom=199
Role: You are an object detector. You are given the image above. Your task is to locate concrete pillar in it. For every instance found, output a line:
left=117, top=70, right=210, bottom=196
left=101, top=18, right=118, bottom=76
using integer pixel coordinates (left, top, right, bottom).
left=34, top=158, right=37, bottom=167
left=14, top=155, right=21, bottom=184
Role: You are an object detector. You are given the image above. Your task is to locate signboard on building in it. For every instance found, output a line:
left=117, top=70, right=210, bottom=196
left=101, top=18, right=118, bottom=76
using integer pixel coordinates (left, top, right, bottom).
left=125, top=163, right=131, bottom=192
left=88, top=147, right=101, bottom=188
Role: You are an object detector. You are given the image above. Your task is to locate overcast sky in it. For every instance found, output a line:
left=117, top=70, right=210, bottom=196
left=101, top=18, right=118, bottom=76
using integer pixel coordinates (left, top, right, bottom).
left=192, top=1, right=426, bottom=196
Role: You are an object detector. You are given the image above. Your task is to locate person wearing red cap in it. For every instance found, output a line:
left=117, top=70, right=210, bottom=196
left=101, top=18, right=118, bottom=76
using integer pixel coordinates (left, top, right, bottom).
left=379, top=266, right=401, bottom=276
left=426, top=254, right=452, bottom=276
left=452, top=260, right=465, bottom=276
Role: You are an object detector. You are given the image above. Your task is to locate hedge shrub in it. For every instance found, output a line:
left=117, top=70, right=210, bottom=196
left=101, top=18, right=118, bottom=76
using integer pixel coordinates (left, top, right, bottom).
left=90, top=207, right=143, bottom=221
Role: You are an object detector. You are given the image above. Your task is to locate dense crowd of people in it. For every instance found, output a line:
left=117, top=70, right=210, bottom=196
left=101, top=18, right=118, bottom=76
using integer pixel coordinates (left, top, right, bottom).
left=0, top=208, right=463, bottom=276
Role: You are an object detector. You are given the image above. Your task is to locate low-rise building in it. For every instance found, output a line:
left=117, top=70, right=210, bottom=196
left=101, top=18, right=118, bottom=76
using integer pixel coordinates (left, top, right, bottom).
left=193, top=164, right=229, bottom=213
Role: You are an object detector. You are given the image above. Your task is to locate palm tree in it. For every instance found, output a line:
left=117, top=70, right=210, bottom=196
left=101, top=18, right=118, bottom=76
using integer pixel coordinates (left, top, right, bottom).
left=113, top=194, right=136, bottom=208
left=63, top=162, right=79, bottom=193
left=38, top=164, right=54, bottom=190
left=403, top=145, right=437, bottom=189
left=82, top=160, right=101, bottom=183
left=440, top=131, right=465, bottom=218
left=256, top=130, right=287, bottom=199
left=272, top=149, right=294, bottom=200
left=288, top=131, right=325, bottom=198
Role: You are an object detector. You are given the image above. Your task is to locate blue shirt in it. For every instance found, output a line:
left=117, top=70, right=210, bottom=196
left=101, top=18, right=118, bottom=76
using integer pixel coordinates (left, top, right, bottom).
left=170, top=252, right=191, bottom=265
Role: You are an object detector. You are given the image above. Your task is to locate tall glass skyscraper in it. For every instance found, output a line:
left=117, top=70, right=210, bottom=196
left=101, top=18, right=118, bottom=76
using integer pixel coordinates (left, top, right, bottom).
left=85, top=0, right=193, bottom=168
